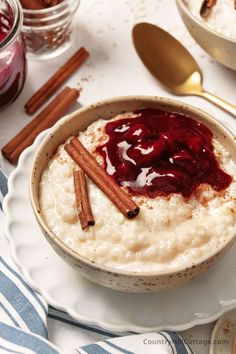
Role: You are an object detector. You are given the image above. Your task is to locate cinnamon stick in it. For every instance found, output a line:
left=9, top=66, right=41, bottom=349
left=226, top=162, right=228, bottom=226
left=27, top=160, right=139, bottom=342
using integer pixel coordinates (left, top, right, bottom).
left=233, top=333, right=236, bottom=354
left=73, top=169, right=95, bottom=229
left=73, top=170, right=88, bottom=230
left=200, top=0, right=217, bottom=18
left=25, top=47, right=89, bottom=115
left=2, top=87, right=79, bottom=164
left=2, top=86, right=70, bottom=160
left=64, top=137, right=140, bottom=219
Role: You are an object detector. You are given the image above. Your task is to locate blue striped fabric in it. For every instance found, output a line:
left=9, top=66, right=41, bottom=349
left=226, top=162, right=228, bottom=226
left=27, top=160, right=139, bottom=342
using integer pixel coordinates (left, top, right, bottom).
left=0, top=256, right=61, bottom=354
left=48, top=308, right=119, bottom=338
left=0, top=255, right=194, bottom=354
left=0, top=323, right=61, bottom=354
left=0, top=169, right=7, bottom=198
left=0, top=258, right=48, bottom=337
left=105, top=341, right=134, bottom=353
left=0, top=167, right=194, bottom=354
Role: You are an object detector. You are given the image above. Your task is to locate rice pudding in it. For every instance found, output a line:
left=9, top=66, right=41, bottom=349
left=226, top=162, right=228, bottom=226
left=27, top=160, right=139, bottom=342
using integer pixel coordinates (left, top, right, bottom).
left=186, top=0, right=236, bottom=40
left=39, top=109, right=236, bottom=272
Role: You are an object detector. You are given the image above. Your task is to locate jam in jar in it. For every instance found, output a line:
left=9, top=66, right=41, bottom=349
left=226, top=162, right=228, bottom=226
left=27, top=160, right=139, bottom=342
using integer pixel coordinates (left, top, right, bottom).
left=0, top=0, right=26, bottom=108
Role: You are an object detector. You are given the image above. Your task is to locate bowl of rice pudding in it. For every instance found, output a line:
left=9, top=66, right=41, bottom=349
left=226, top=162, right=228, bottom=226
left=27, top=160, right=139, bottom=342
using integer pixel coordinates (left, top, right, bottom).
left=176, top=0, right=236, bottom=70
left=30, top=96, right=236, bottom=293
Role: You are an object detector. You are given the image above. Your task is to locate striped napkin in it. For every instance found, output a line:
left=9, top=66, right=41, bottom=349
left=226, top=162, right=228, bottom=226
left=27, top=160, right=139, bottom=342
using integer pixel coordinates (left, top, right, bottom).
left=0, top=167, right=194, bottom=354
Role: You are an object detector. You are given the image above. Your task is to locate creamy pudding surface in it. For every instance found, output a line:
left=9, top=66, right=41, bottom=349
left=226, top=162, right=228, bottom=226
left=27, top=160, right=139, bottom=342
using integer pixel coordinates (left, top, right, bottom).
left=39, top=110, right=236, bottom=272
left=186, top=0, right=236, bottom=40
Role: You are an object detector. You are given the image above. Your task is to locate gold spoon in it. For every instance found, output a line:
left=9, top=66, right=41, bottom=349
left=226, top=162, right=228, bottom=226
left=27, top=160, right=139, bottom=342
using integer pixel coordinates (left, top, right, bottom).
left=132, top=22, right=236, bottom=117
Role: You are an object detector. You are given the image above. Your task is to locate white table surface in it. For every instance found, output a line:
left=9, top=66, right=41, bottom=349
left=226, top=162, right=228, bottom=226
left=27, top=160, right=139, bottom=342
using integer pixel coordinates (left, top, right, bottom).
left=1, top=0, right=236, bottom=353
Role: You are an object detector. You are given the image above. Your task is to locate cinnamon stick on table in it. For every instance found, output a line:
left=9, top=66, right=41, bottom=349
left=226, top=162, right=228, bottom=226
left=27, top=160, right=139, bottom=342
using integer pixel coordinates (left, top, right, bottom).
left=25, top=47, right=89, bottom=115
left=2, top=87, right=80, bottom=164
left=73, top=170, right=95, bottom=230
left=64, top=137, right=140, bottom=219
left=233, top=333, right=236, bottom=354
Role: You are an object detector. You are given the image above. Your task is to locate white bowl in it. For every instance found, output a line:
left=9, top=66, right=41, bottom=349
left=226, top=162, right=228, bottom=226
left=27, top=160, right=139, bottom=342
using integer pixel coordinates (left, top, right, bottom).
left=30, top=96, right=236, bottom=293
left=176, top=0, right=236, bottom=70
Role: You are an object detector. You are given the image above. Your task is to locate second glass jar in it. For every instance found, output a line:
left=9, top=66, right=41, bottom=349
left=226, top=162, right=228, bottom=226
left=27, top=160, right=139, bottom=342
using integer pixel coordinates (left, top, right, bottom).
left=21, top=0, right=80, bottom=59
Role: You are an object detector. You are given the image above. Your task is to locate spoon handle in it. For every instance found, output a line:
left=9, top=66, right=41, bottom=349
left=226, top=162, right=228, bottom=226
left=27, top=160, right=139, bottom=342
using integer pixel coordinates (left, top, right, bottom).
left=200, top=90, right=236, bottom=117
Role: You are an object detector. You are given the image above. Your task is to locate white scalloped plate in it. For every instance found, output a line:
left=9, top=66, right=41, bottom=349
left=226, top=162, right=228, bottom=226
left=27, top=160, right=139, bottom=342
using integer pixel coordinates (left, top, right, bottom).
left=3, top=130, right=236, bottom=333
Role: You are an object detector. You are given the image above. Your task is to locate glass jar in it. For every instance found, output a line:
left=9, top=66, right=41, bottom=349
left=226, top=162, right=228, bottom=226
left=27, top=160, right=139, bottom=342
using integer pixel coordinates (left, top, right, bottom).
left=21, top=0, right=80, bottom=60
left=0, top=0, right=26, bottom=108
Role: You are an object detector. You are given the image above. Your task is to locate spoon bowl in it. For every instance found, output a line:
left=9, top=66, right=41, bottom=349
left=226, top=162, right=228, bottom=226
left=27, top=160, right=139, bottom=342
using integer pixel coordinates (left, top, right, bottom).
left=132, top=23, right=236, bottom=117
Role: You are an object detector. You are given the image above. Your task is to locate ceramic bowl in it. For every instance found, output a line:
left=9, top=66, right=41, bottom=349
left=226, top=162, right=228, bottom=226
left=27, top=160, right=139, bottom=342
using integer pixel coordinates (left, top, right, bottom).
left=176, top=0, right=236, bottom=71
left=29, top=96, right=236, bottom=293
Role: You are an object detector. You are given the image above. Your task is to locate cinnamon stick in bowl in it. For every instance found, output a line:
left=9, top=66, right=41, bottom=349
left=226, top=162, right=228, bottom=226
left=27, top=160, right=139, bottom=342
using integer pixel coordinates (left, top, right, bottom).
left=73, top=169, right=95, bottom=230
left=25, top=47, right=89, bottom=115
left=200, top=0, right=217, bottom=18
left=65, top=137, right=140, bottom=219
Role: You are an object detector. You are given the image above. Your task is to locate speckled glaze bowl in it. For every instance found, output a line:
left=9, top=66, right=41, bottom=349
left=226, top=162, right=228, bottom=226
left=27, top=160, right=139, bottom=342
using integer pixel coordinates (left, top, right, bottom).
left=176, top=0, right=236, bottom=71
left=30, top=96, right=236, bottom=293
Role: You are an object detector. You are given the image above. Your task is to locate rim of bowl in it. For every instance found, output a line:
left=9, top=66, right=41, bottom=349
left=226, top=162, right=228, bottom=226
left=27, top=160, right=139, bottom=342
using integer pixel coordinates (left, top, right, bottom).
left=176, top=0, right=236, bottom=44
left=30, top=95, right=236, bottom=278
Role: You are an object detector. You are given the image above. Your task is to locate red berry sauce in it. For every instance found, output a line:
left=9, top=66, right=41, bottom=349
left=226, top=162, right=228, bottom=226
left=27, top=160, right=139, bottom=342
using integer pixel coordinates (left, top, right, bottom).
left=96, top=108, right=232, bottom=198
left=0, top=1, right=13, bottom=42
left=0, top=0, right=26, bottom=108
